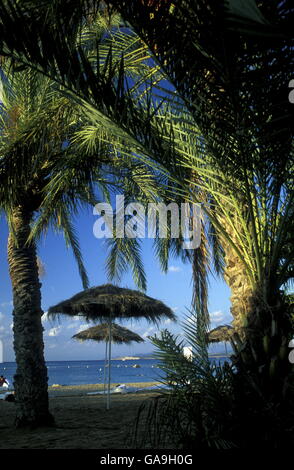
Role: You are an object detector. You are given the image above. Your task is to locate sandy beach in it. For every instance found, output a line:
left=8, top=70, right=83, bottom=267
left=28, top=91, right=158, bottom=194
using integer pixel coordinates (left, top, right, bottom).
left=0, top=382, right=162, bottom=449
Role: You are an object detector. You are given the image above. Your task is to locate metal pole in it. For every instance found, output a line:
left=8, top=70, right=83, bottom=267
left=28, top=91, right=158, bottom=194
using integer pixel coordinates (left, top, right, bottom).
left=107, top=319, right=112, bottom=410
left=103, top=340, right=108, bottom=395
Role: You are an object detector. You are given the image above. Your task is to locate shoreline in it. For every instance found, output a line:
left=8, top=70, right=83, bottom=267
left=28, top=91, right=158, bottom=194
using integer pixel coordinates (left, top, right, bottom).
left=47, top=381, right=161, bottom=397
left=1, top=381, right=162, bottom=398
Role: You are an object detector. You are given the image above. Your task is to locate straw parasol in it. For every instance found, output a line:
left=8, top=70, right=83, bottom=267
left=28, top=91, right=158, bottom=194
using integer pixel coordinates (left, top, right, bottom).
left=48, top=284, right=175, bottom=324
left=206, top=325, right=234, bottom=343
left=48, top=284, right=175, bottom=408
left=73, top=323, right=144, bottom=408
left=73, top=323, right=144, bottom=344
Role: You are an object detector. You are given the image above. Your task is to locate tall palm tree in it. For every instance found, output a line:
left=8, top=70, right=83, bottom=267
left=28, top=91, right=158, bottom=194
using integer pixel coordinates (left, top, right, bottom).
left=0, top=12, right=174, bottom=426
left=0, top=63, right=98, bottom=426
left=0, top=70, right=163, bottom=428
left=170, top=110, right=293, bottom=397
left=30, top=0, right=293, bottom=395
left=0, top=0, right=292, bottom=407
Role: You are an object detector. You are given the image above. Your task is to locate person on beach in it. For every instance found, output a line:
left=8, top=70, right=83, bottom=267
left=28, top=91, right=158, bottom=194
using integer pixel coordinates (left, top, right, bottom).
left=0, top=375, right=8, bottom=387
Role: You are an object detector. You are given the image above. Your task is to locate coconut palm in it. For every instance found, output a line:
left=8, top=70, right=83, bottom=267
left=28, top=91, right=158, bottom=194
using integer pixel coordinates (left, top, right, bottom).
left=0, top=8, right=181, bottom=426
left=0, top=65, right=84, bottom=426
left=0, top=63, right=166, bottom=428
left=97, top=0, right=294, bottom=419
left=0, top=1, right=213, bottom=322
left=173, top=110, right=293, bottom=398
left=0, top=63, right=103, bottom=426
left=104, top=0, right=294, bottom=394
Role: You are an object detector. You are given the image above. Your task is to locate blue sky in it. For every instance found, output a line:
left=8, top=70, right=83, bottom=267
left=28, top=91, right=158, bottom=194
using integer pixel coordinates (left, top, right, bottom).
left=0, top=207, right=232, bottom=362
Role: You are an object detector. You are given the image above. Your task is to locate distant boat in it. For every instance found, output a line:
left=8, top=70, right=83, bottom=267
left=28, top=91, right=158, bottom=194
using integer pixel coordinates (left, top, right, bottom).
left=118, top=356, right=141, bottom=361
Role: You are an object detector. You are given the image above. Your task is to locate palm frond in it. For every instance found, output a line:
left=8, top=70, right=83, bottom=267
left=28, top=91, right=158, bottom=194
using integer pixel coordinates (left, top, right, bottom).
left=105, top=236, right=147, bottom=292
left=55, top=207, right=89, bottom=289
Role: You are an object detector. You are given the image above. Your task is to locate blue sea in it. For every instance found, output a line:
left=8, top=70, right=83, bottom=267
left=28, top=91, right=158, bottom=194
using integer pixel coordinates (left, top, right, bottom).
left=0, top=357, right=229, bottom=387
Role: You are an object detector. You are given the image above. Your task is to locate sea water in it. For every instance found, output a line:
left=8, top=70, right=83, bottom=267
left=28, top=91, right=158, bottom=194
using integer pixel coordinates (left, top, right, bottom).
left=0, top=357, right=229, bottom=388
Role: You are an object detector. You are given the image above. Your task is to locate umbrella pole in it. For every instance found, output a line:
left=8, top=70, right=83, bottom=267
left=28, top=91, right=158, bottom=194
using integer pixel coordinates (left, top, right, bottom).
left=103, top=340, right=108, bottom=395
left=107, top=319, right=112, bottom=410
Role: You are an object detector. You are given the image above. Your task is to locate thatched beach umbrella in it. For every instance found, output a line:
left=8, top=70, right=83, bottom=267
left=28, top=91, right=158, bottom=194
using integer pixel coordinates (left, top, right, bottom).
left=207, top=325, right=234, bottom=343
left=73, top=323, right=145, bottom=344
left=48, top=284, right=175, bottom=408
left=48, top=284, right=175, bottom=324
left=207, top=325, right=234, bottom=344
left=73, top=323, right=144, bottom=408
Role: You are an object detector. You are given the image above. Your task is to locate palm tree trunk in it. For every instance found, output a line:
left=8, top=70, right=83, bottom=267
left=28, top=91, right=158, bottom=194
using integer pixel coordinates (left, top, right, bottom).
left=223, top=237, right=292, bottom=401
left=7, top=205, right=54, bottom=427
left=223, top=245, right=254, bottom=336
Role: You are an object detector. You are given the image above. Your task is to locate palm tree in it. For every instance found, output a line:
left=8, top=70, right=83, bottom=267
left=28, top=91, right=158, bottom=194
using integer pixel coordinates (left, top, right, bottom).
left=167, top=107, right=293, bottom=398
left=0, top=0, right=292, bottom=418
left=0, top=13, right=175, bottom=426
left=0, top=63, right=95, bottom=426
left=0, top=70, right=163, bottom=428
left=95, top=0, right=294, bottom=395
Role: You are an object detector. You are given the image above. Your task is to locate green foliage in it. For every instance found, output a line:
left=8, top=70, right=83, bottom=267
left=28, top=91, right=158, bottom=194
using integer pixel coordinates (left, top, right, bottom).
left=0, top=11, right=173, bottom=292
left=130, top=310, right=294, bottom=449
left=130, top=312, right=235, bottom=449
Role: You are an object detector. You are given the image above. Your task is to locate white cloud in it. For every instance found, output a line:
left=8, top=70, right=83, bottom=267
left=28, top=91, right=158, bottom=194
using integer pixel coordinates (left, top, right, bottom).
left=164, top=319, right=173, bottom=325
left=67, top=323, right=80, bottom=329
left=142, top=326, right=156, bottom=338
left=76, top=324, right=90, bottom=334
left=0, top=313, right=13, bottom=337
left=125, top=324, right=142, bottom=332
left=47, top=326, right=62, bottom=337
left=65, top=317, right=86, bottom=330
left=209, top=310, right=225, bottom=324
left=72, top=316, right=82, bottom=322
left=0, top=301, right=12, bottom=308
left=168, top=266, right=182, bottom=273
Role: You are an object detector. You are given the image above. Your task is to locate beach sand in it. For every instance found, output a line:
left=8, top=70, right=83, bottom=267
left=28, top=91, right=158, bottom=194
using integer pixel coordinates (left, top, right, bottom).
left=0, top=382, right=161, bottom=449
